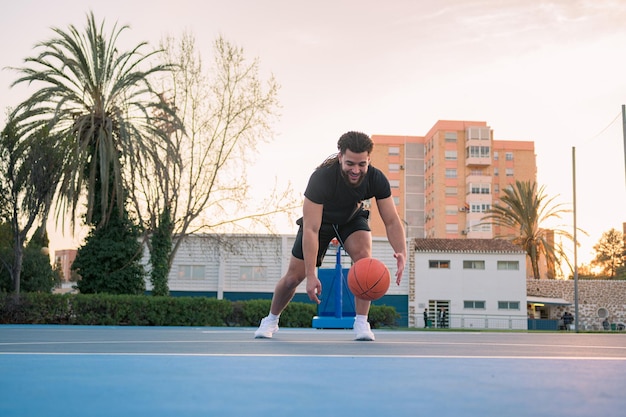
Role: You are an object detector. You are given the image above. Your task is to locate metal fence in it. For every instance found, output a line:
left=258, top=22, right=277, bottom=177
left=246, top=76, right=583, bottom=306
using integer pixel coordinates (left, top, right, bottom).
left=415, top=313, right=528, bottom=330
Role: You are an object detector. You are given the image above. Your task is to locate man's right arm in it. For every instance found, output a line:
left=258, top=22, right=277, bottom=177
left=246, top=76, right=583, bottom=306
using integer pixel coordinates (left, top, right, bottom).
left=302, top=197, right=323, bottom=304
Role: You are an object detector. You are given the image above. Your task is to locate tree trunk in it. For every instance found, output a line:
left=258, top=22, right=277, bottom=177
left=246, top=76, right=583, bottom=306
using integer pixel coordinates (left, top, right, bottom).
left=149, top=208, right=173, bottom=296
left=12, top=238, right=24, bottom=294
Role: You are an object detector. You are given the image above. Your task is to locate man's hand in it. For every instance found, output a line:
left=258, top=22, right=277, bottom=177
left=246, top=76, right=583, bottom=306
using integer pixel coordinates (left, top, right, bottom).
left=306, top=275, right=322, bottom=304
left=394, top=252, right=406, bottom=285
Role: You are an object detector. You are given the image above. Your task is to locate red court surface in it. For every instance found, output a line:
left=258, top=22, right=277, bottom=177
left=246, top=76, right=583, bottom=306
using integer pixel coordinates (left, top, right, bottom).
left=1, top=325, right=625, bottom=416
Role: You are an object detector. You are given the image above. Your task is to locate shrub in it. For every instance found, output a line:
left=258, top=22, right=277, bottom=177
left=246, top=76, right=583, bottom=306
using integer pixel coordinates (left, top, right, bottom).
left=369, top=304, right=401, bottom=328
left=0, top=293, right=397, bottom=328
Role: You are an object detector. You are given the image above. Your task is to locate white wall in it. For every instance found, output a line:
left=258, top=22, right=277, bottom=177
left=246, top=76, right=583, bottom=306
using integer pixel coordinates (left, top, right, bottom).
left=412, top=251, right=527, bottom=329
left=154, top=234, right=407, bottom=296
left=146, top=234, right=526, bottom=330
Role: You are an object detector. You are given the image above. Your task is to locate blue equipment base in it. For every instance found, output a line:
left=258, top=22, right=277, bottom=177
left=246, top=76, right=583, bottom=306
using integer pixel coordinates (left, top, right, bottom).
left=312, top=315, right=355, bottom=329
left=312, top=245, right=355, bottom=329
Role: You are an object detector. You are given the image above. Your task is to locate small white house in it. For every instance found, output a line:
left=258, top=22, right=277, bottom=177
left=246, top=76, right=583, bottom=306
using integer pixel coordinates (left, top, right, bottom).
left=411, top=238, right=528, bottom=330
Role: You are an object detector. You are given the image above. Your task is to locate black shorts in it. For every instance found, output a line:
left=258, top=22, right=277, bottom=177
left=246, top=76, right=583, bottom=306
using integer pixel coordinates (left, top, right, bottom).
left=291, top=210, right=370, bottom=266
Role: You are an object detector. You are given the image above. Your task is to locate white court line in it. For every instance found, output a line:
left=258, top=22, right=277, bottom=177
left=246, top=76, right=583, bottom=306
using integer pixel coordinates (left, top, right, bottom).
left=0, top=340, right=230, bottom=346
left=1, top=339, right=625, bottom=352
left=1, top=351, right=626, bottom=360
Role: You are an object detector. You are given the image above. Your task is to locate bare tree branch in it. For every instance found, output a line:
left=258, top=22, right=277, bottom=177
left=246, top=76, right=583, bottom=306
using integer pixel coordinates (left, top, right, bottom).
left=128, top=32, right=298, bottom=280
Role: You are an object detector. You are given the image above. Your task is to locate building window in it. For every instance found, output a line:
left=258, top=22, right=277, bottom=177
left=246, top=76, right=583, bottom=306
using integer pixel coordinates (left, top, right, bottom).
left=178, top=265, right=205, bottom=280
left=470, top=203, right=491, bottom=213
left=463, top=260, right=485, bottom=269
left=498, top=301, right=520, bottom=310
left=466, top=146, right=490, bottom=158
left=467, top=126, right=490, bottom=140
left=445, top=205, right=457, bottom=215
left=389, top=163, right=400, bottom=172
left=469, top=184, right=490, bottom=195
left=470, top=221, right=492, bottom=233
left=505, top=168, right=514, bottom=176
left=445, top=132, right=457, bottom=142
left=464, top=300, right=486, bottom=309
left=393, top=196, right=400, bottom=205
left=388, top=146, right=400, bottom=156
left=445, top=187, right=457, bottom=196
left=445, top=150, right=457, bottom=160
left=429, top=260, right=450, bottom=269
left=389, top=179, right=400, bottom=188
left=494, top=151, right=499, bottom=161
left=446, top=223, right=458, bottom=233
left=497, top=261, right=519, bottom=270
left=240, top=266, right=267, bottom=281
left=445, top=169, right=457, bottom=178
left=505, top=152, right=513, bottom=161
left=494, top=168, right=499, bottom=176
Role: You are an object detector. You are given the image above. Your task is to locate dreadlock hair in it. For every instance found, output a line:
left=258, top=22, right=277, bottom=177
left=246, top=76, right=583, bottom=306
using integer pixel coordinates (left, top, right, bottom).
left=337, top=131, right=373, bottom=154
left=316, top=131, right=373, bottom=169
left=317, top=153, right=339, bottom=169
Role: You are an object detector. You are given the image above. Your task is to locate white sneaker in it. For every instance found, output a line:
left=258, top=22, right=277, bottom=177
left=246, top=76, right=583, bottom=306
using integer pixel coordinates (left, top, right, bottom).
left=254, top=317, right=279, bottom=339
left=354, top=320, right=375, bottom=341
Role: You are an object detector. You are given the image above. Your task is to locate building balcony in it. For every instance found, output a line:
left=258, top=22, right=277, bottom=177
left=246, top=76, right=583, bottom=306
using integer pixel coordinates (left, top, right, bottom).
left=465, top=174, right=492, bottom=187
left=465, top=156, right=491, bottom=166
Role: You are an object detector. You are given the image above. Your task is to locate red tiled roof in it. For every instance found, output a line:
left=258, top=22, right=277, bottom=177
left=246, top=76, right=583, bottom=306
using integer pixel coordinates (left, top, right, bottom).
left=413, top=238, right=524, bottom=254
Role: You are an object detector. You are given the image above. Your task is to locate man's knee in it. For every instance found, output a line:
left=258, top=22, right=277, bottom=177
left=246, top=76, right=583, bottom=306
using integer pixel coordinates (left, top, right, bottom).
left=278, top=257, right=306, bottom=290
left=344, top=231, right=372, bottom=260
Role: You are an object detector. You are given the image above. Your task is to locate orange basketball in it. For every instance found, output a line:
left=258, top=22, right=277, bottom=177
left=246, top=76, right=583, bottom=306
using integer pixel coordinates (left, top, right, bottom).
left=347, top=257, right=391, bottom=301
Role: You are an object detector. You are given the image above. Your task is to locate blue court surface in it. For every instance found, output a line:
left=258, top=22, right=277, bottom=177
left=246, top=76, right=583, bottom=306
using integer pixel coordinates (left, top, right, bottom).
left=1, top=325, right=625, bottom=417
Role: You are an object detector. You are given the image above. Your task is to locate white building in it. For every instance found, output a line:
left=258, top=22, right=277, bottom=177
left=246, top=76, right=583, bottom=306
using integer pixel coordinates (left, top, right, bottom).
left=148, top=234, right=527, bottom=329
left=411, top=238, right=528, bottom=330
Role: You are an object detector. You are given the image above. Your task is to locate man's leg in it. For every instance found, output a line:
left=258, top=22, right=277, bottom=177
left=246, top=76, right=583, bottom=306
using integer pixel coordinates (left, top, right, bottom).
left=343, top=230, right=376, bottom=340
left=343, top=230, right=372, bottom=314
left=269, top=256, right=306, bottom=315
left=254, top=256, right=305, bottom=338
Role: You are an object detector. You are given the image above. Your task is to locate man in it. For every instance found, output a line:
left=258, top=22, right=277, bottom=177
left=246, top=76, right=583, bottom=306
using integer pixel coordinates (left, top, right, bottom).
left=254, top=131, right=406, bottom=341
left=561, top=311, right=573, bottom=331
left=438, top=308, right=447, bottom=328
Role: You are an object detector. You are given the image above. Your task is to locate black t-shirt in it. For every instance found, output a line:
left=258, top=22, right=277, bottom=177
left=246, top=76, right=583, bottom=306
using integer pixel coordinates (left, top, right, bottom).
left=304, top=161, right=391, bottom=225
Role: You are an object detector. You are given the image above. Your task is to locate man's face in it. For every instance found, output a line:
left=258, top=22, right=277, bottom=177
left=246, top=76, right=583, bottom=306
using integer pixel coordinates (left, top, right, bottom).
left=338, top=149, right=369, bottom=187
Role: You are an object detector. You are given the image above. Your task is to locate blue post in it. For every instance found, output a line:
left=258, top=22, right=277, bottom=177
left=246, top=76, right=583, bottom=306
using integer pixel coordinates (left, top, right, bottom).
left=311, top=241, right=354, bottom=328
left=334, top=244, right=342, bottom=319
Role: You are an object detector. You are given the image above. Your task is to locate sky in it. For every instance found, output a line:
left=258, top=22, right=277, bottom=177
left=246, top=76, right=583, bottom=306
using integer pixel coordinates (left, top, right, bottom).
left=1, top=0, right=625, bottom=266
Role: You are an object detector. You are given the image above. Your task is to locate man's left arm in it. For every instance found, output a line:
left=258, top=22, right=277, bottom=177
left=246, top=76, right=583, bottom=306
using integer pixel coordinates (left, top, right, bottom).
left=376, top=196, right=407, bottom=285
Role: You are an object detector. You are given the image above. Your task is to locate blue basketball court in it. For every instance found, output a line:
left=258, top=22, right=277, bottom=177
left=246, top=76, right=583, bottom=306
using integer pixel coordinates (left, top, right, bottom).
left=1, top=325, right=625, bottom=416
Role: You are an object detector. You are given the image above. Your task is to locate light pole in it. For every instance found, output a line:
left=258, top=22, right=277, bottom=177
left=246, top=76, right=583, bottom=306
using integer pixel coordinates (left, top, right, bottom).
left=622, top=105, right=626, bottom=191
left=572, top=147, right=579, bottom=332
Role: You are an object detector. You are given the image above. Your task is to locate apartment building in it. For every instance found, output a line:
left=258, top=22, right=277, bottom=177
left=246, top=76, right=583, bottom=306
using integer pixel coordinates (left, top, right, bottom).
left=54, top=249, right=78, bottom=282
left=369, top=120, right=537, bottom=240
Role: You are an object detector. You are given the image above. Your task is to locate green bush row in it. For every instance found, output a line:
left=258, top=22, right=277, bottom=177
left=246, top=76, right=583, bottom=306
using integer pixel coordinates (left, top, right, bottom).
left=0, top=293, right=399, bottom=328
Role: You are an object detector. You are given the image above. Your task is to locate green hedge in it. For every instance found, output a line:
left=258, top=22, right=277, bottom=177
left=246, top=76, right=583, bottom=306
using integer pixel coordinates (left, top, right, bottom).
left=0, top=293, right=399, bottom=328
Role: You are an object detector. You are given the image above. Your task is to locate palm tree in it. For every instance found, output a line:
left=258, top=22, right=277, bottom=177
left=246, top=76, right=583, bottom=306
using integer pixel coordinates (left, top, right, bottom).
left=481, top=180, right=576, bottom=279
left=591, top=228, right=625, bottom=278
left=9, top=11, right=178, bottom=228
